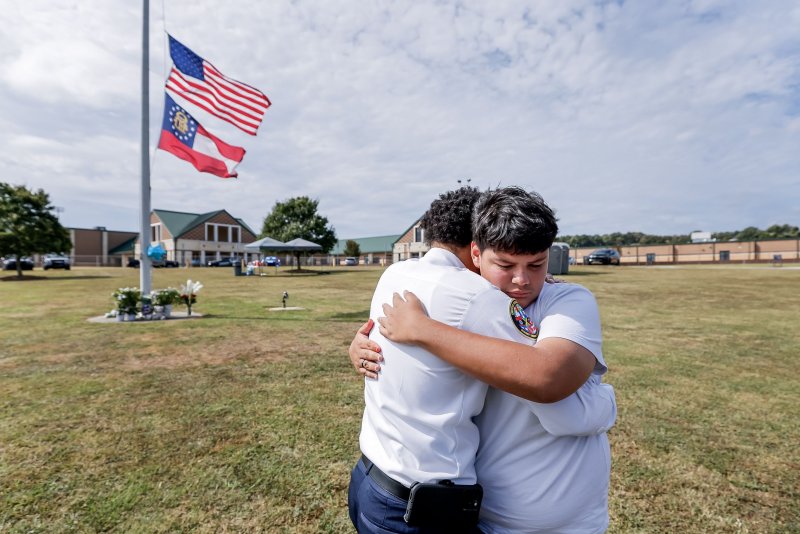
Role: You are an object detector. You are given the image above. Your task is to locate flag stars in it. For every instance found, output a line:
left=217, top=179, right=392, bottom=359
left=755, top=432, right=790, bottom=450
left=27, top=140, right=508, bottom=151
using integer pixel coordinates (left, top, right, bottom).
left=167, top=105, right=197, bottom=142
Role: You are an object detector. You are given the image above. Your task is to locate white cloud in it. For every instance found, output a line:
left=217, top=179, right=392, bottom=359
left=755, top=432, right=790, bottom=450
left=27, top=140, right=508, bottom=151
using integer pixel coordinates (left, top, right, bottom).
left=0, top=0, right=797, bottom=239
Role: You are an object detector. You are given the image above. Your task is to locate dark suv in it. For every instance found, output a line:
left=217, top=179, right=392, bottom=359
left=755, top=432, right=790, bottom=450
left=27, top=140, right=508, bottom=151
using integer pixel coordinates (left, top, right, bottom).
left=585, top=248, right=621, bottom=265
left=2, top=256, right=34, bottom=271
left=208, top=257, right=240, bottom=267
left=127, top=258, right=179, bottom=268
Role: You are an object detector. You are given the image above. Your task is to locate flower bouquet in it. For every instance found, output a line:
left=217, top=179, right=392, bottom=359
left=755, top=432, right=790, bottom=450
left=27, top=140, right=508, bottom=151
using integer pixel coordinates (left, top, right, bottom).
left=179, top=279, right=203, bottom=316
left=112, top=287, right=141, bottom=320
left=151, top=287, right=181, bottom=318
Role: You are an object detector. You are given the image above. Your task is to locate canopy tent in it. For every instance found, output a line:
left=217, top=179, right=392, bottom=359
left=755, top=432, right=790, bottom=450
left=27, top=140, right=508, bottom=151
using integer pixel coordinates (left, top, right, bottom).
left=244, top=236, right=324, bottom=270
left=244, top=236, right=294, bottom=252
left=283, top=238, right=323, bottom=270
left=284, top=238, right=323, bottom=253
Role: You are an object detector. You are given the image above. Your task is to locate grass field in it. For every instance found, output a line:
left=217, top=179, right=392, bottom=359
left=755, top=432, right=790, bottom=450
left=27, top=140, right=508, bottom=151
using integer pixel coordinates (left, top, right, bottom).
left=1, top=264, right=799, bottom=533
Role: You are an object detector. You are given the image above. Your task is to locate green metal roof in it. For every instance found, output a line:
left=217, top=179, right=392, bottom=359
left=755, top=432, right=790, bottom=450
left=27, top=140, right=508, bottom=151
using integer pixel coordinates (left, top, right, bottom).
left=108, top=236, right=137, bottom=254
left=395, top=216, right=423, bottom=246
left=153, top=209, right=255, bottom=239
left=330, top=235, right=401, bottom=255
left=153, top=209, right=209, bottom=238
left=235, top=218, right=257, bottom=236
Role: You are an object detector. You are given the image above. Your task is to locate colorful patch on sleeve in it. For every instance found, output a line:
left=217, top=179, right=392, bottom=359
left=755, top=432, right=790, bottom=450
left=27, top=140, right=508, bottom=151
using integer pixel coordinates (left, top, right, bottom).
left=509, top=300, right=538, bottom=339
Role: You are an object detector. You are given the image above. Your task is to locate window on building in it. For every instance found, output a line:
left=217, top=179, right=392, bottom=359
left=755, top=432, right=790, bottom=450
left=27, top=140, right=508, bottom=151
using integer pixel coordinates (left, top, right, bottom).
left=151, top=224, right=162, bottom=242
left=204, top=222, right=241, bottom=243
left=414, top=226, right=424, bottom=243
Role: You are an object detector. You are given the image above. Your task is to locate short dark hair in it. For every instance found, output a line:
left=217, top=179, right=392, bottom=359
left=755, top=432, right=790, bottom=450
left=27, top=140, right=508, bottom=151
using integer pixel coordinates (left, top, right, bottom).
left=472, top=186, right=558, bottom=254
left=419, top=186, right=482, bottom=247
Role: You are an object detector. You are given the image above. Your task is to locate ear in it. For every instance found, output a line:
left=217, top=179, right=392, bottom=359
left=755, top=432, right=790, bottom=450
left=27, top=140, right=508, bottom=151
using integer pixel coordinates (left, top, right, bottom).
left=470, top=242, right=481, bottom=269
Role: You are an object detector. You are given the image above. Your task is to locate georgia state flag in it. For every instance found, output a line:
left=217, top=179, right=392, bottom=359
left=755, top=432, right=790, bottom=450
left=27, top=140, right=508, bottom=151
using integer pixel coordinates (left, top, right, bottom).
left=157, top=94, right=245, bottom=178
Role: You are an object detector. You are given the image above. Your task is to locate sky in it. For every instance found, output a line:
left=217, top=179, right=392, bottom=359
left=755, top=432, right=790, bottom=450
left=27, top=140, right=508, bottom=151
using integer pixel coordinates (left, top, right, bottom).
left=1, top=0, right=798, bottom=240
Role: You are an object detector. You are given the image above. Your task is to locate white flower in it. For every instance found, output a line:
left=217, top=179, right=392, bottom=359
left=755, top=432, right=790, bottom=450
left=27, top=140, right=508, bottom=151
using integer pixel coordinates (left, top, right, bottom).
left=180, top=279, right=203, bottom=296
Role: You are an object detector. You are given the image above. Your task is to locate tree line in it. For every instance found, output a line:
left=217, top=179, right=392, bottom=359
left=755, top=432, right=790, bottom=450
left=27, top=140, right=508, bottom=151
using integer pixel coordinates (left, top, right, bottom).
left=558, top=225, right=800, bottom=248
left=4, top=179, right=798, bottom=276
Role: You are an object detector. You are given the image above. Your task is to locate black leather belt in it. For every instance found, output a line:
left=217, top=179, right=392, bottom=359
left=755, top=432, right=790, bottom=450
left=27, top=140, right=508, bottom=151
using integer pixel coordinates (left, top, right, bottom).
left=361, top=455, right=411, bottom=501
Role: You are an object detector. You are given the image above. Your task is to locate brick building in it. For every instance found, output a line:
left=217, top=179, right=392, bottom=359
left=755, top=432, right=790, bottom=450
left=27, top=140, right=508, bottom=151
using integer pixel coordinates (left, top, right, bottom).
left=134, top=209, right=258, bottom=266
left=392, top=217, right=428, bottom=262
left=66, top=209, right=259, bottom=267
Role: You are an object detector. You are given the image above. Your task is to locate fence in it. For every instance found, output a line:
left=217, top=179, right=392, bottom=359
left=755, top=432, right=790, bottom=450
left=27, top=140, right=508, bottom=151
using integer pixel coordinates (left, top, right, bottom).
left=573, top=238, right=800, bottom=265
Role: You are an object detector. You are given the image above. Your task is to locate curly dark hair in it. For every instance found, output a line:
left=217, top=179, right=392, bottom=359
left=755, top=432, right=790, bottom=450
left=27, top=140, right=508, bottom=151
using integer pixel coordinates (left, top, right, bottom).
left=419, top=186, right=482, bottom=247
left=472, top=186, right=558, bottom=254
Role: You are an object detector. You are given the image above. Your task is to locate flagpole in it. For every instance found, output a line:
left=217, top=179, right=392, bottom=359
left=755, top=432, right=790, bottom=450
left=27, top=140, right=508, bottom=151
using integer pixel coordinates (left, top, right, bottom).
left=140, top=0, right=152, bottom=296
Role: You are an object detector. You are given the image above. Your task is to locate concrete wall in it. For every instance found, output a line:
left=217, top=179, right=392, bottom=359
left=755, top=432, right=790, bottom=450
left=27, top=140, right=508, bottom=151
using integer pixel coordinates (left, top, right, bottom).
left=573, top=238, right=800, bottom=265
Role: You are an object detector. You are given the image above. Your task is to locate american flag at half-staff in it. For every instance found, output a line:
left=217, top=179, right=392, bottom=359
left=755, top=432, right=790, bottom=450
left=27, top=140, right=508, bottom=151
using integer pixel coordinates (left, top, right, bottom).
left=165, top=34, right=271, bottom=136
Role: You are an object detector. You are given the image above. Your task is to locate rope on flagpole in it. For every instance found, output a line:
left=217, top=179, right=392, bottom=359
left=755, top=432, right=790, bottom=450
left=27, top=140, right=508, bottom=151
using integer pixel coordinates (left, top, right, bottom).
left=148, top=0, right=170, bottom=177
left=147, top=0, right=176, bottom=209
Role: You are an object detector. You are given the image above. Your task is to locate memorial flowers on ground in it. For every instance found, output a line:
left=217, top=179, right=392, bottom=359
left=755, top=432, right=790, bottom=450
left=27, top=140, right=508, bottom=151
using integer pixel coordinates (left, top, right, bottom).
left=150, top=287, right=181, bottom=318
left=179, top=279, right=203, bottom=315
left=152, top=287, right=180, bottom=307
left=112, top=287, right=141, bottom=315
left=107, top=282, right=202, bottom=321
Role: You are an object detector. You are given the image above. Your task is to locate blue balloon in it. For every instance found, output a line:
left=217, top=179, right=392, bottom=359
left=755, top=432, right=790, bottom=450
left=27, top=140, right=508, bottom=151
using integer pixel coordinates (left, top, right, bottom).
left=147, top=243, right=167, bottom=261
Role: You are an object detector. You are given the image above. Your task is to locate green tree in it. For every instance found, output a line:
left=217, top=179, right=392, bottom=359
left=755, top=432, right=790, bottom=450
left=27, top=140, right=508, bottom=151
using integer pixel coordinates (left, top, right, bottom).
left=560, top=225, right=800, bottom=248
left=260, top=197, right=337, bottom=268
left=712, top=231, right=736, bottom=242
left=735, top=226, right=762, bottom=242
left=343, top=240, right=361, bottom=258
left=765, top=224, right=800, bottom=239
left=0, top=183, right=71, bottom=278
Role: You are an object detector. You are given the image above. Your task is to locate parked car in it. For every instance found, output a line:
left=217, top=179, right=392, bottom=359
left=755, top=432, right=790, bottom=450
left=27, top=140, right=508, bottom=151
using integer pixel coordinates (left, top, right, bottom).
left=153, top=259, right=179, bottom=268
left=207, top=257, right=240, bottom=267
left=43, top=253, right=71, bottom=270
left=264, top=256, right=280, bottom=267
left=344, top=257, right=358, bottom=266
left=585, top=248, right=621, bottom=265
left=2, top=256, right=34, bottom=271
left=128, top=258, right=179, bottom=268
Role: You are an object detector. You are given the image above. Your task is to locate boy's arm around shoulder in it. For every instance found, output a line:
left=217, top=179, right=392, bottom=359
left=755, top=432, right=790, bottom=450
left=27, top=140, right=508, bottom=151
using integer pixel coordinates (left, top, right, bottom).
left=526, top=377, right=617, bottom=436
left=378, top=289, right=596, bottom=403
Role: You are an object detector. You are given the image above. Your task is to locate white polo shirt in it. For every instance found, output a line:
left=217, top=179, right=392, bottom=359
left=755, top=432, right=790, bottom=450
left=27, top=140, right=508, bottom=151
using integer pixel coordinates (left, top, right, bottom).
left=359, top=248, right=536, bottom=487
left=476, top=282, right=615, bottom=534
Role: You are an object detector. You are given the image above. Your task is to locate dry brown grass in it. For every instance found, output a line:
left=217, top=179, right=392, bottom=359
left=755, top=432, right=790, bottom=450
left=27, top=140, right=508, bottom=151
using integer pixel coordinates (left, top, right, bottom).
left=1, top=264, right=798, bottom=532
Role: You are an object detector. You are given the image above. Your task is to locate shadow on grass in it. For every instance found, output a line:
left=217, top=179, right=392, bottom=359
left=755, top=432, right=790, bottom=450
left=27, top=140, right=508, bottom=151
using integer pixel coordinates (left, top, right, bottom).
left=196, top=313, right=310, bottom=321
left=269, top=268, right=332, bottom=276
left=192, top=311, right=371, bottom=323
left=330, top=310, right=371, bottom=321
left=1, top=274, right=113, bottom=282
left=238, top=271, right=337, bottom=278
left=558, top=270, right=610, bottom=277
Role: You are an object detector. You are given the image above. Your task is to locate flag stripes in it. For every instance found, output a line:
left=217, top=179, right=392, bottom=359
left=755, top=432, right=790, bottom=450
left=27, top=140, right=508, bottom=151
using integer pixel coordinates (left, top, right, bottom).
left=166, top=66, right=269, bottom=136
left=167, top=34, right=271, bottom=136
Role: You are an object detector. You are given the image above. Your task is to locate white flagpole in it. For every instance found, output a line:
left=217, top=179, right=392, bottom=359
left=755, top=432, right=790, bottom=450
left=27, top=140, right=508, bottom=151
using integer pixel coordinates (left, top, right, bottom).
left=140, top=0, right=152, bottom=296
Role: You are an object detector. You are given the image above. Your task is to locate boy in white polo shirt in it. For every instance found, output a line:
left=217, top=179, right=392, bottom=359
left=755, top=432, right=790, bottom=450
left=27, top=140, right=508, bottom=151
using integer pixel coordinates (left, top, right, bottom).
left=369, top=187, right=614, bottom=533
left=349, top=187, right=615, bottom=533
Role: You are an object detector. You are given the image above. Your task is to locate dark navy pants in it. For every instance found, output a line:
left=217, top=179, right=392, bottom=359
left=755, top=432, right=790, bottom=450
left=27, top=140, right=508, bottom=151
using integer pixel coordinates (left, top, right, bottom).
left=348, top=457, right=482, bottom=534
